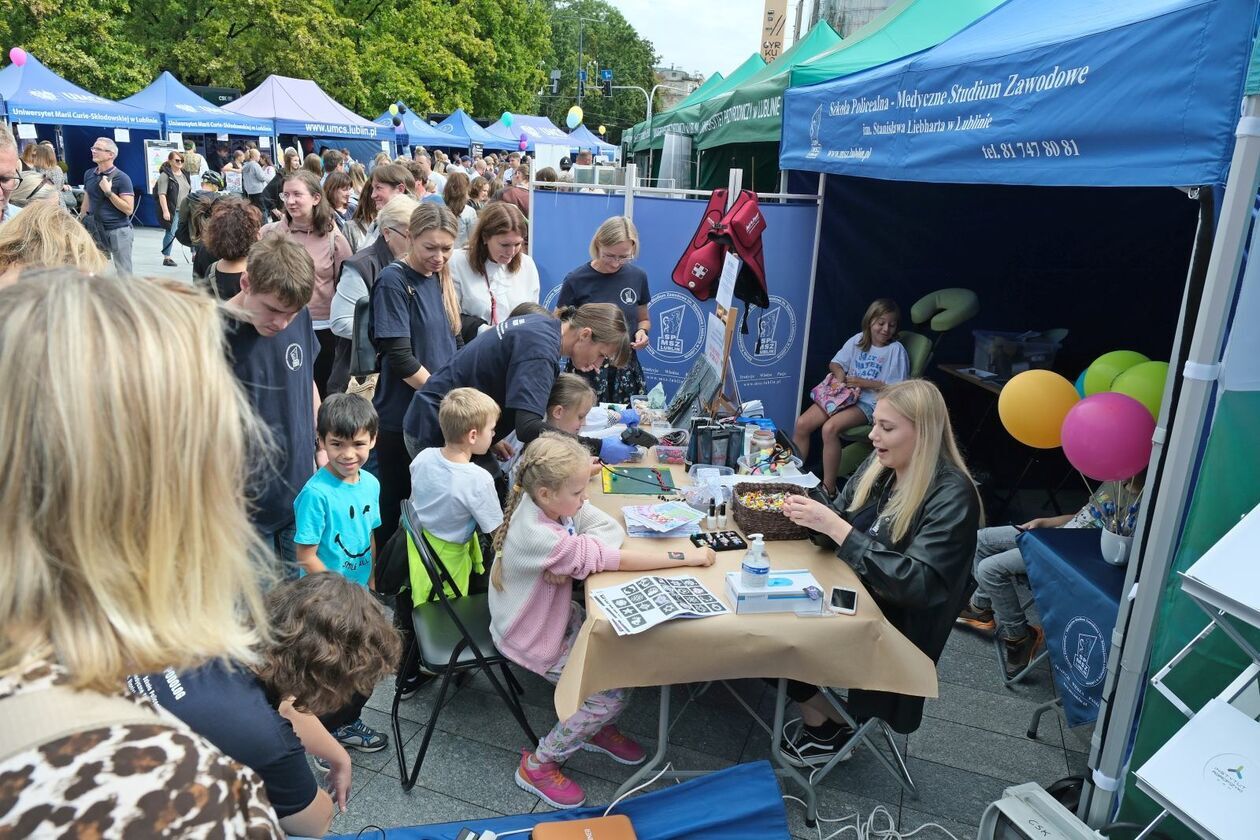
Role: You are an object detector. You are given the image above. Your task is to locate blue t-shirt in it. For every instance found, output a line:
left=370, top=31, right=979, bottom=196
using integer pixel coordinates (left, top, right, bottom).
left=226, top=310, right=318, bottom=533
left=83, top=165, right=135, bottom=230
left=557, top=262, right=651, bottom=336
left=293, top=467, right=382, bottom=586
left=126, top=662, right=316, bottom=819
left=404, top=314, right=561, bottom=449
left=370, top=261, right=458, bottom=433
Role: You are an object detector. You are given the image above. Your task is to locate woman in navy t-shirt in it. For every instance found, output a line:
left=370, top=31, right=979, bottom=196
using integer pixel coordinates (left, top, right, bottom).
left=369, top=203, right=462, bottom=545
left=556, top=216, right=651, bottom=403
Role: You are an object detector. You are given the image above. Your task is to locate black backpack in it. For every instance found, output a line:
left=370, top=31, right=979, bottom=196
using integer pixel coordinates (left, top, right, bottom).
left=175, top=190, right=220, bottom=248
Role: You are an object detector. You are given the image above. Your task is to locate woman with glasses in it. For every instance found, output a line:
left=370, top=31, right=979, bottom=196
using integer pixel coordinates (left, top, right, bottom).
left=450, top=202, right=538, bottom=334
left=156, top=150, right=191, bottom=267
left=556, top=216, right=651, bottom=403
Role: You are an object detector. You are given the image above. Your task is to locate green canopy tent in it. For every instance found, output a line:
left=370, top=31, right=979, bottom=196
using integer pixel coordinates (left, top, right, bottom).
left=622, top=71, right=724, bottom=153
left=694, top=0, right=1005, bottom=189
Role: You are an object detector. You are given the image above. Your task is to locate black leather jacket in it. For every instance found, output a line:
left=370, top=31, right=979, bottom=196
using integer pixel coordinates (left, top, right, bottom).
left=831, top=455, right=981, bottom=733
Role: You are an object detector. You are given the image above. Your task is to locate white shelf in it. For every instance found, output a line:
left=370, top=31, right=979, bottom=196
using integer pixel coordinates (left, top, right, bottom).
left=1134, top=698, right=1260, bottom=840
left=1181, top=503, right=1260, bottom=631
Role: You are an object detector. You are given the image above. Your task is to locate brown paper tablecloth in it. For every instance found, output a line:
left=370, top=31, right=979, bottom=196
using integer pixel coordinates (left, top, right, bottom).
left=554, top=458, right=939, bottom=719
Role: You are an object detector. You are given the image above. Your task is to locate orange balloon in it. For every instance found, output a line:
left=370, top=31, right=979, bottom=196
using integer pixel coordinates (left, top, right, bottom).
left=998, top=369, right=1080, bottom=449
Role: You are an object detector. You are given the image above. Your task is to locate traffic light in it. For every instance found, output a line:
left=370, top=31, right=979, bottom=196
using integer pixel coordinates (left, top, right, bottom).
left=601, top=78, right=612, bottom=97
left=578, top=79, right=586, bottom=98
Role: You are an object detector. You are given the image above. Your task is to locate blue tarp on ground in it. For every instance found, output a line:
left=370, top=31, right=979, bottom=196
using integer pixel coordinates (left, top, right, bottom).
left=781, top=0, right=1260, bottom=187
left=121, top=71, right=272, bottom=135
left=567, top=123, right=619, bottom=159
left=330, top=761, right=792, bottom=839
left=0, top=54, right=160, bottom=129
left=374, top=101, right=452, bottom=148
left=433, top=108, right=507, bottom=150
left=486, top=113, right=571, bottom=151
left=222, top=75, right=385, bottom=140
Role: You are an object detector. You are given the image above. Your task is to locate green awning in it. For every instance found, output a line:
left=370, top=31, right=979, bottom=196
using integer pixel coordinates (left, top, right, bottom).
left=1248, top=28, right=1260, bottom=94
left=622, top=72, right=724, bottom=150
left=627, top=54, right=766, bottom=153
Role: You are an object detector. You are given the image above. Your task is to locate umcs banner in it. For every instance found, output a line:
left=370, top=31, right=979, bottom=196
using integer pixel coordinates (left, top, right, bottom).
left=531, top=191, right=818, bottom=432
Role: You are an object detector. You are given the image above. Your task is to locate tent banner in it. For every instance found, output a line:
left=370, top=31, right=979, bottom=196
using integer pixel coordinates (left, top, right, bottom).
left=781, top=0, right=1258, bottom=187
left=274, top=118, right=384, bottom=139
left=7, top=103, right=160, bottom=129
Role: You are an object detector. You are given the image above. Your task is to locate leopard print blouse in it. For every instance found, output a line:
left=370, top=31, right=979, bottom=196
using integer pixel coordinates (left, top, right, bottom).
left=0, top=661, right=283, bottom=838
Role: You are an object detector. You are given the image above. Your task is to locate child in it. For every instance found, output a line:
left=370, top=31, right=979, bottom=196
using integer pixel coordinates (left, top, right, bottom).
left=488, top=434, right=716, bottom=808
left=501, top=372, right=601, bottom=481
left=293, top=393, right=389, bottom=753
left=793, top=298, right=908, bottom=496
left=294, top=393, right=382, bottom=587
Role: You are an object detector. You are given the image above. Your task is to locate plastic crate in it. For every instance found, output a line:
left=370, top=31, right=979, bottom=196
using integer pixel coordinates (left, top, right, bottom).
left=972, top=330, right=1061, bottom=378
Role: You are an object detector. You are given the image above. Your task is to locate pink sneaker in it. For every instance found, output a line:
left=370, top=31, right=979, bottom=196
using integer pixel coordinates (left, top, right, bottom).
left=515, top=750, right=586, bottom=809
left=580, top=725, right=647, bottom=765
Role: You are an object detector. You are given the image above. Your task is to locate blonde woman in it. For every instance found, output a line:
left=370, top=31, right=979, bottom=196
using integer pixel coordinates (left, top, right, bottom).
left=557, top=215, right=651, bottom=403
left=0, top=269, right=281, bottom=836
left=450, top=201, right=539, bottom=331
left=777, top=379, right=982, bottom=764
left=0, top=202, right=107, bottom=284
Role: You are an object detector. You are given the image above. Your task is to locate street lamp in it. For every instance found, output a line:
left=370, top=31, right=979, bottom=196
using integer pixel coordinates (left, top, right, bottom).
left=613, top=83, right=691, bottom=174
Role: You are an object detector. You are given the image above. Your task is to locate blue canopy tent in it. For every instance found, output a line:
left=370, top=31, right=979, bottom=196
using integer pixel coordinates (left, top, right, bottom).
left=433, top=108, right=507, bottom=151
left=122, top=71, right=273, bottom=138
left=374, top=101, right=451, bottom=157
left=567, top=123, right=619, bottom=161
left=777, top=1, right=1259, bottom=828
left=0, top=54, right=164, bottom=224
left=485, top=113, right=571, bottom=152
left=223, top=75, right=387, bottom=167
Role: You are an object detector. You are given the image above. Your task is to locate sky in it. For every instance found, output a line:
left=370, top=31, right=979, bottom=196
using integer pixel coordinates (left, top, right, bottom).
left=606, top=0, right=804, bottom=80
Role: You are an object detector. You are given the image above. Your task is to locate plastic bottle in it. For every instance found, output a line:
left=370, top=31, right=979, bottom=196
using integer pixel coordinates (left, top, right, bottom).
left=740, top=534, right=769, bottom=588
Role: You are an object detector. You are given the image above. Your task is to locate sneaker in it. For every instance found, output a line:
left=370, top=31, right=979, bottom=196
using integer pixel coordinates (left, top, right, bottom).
left=778, top=719, right=855, bottom=768
left=162, top=257, right=177, bottom=267
left=580, top=725, right=646, bottom=765
left=515, top=750, right=586, bottom=809
left=397, top=672, right=432, bottom=701
left=1003, top=625, right=1046, bottom=679
left=331, top=718, right=388, bottom=752
left=957, top=602, right=996, bottom=633
left=312, top=755, right=330, bottom=772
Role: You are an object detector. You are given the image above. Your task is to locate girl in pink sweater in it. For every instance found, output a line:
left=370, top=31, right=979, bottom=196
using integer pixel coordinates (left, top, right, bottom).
left=488, top=434, right=714, bottom=809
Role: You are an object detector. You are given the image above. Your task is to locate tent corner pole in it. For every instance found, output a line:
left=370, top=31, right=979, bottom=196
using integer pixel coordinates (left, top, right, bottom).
left=1083, top=94, right=1260, bottom=828
left=624, top=163, right=637, bottom=220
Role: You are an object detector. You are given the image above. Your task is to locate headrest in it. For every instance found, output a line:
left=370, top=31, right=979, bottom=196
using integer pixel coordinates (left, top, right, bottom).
left=910, top=288, right=979, bottom=332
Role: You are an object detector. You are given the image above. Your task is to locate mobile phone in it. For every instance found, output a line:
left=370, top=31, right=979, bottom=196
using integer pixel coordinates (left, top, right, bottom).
left=828, top=586, right=858, bottom=615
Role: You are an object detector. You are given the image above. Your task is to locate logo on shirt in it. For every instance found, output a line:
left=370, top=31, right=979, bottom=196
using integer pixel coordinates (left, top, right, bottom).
left=645, top=291, right=703, bottom=362
left=285, top=342, right=303, bottom=371
left=619, top=287, right=638, bottom=306
left=736, top=295, right=797, bottom=368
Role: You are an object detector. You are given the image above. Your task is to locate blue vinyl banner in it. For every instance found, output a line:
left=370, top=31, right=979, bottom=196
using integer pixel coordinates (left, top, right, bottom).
left=781, top=0, right=1259, bottom=187
left=532, top=191, right=818, bottom=431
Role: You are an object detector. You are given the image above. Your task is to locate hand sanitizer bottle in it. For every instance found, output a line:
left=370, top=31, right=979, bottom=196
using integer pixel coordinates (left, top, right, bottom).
left=740, top=534, right=769, bottom=588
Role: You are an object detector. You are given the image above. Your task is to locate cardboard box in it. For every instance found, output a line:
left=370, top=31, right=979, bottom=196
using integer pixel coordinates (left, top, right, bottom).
left=725, top=569, right=824, bottom=615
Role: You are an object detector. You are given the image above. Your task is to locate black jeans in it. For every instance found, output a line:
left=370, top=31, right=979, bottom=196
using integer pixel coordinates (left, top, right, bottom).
left=314, top=327, right=336, bottom=398
left=319, top=692, right=370, bottom=732
left=374, top=429, right=411, bottom=552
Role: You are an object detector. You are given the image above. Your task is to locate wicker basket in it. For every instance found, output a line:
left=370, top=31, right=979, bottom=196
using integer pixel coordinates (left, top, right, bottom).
left=731, top=482, right=810, bottom=541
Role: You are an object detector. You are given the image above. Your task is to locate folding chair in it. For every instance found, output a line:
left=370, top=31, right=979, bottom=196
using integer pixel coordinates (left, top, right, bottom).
left=391, top=514, right=538, bottom=791
left=809, top=688, right=918, bottom=798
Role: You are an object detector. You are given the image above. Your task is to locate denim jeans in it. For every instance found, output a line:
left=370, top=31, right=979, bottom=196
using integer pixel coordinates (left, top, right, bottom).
left=104, top=225, right=134, bottom=276
left=258, top=521, right=299, bottom=583
left=160, top=210, right=180, bottom=257
left=969, top=525, right=1030, bottom=640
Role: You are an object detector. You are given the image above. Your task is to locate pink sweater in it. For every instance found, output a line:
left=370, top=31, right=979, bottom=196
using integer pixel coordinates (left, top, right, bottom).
left=261, top=220, right=351, bottom=321
left=488, top=494, right=624, bottom=674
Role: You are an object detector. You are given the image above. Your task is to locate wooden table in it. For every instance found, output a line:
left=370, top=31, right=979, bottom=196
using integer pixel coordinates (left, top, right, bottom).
left=937, top=362, right=1005, bottom=396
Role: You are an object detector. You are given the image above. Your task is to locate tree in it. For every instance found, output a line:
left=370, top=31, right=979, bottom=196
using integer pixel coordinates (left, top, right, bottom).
left=540, top=0, right=659, bottom=144
left=458, top=0, right=552, bottom=117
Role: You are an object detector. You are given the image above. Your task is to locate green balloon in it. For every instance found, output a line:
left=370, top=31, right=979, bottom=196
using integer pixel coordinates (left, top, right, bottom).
left=1084, top=350, right=1149, bottom=395
left=1111, top=360, right=1168, bottom=419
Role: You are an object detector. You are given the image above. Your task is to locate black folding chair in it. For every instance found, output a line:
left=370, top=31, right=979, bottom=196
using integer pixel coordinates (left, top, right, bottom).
left=390, top=513, right=538, bottom=791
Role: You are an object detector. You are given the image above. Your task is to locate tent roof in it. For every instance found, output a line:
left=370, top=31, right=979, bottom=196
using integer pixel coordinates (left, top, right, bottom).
left=121, top=71, right=272, bottom=134
left=485, top=114, right=570, bottom=151
left=627, top=53, right=767, bottom=152
left=567, top=124, right=618, bottom=154
left=0, top=54, right=161, bottom=129
left=791, top=0, right=1006, bottom=88
left=668, top=72, right=725, bottom=112
left=223, top=75, right=384, bottom=140
left=374, top=102, right=452, bottom=147
left=781, top=0, right=1259, bottom=187
left=433, top=108, right=506, bottom=149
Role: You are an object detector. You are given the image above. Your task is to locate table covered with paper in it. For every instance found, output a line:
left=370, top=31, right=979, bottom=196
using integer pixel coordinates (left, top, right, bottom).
left=554, top=457, right=939, bottom=719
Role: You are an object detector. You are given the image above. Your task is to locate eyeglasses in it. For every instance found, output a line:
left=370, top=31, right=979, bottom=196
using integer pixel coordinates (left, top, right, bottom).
left=173, top=157, right=184, bottom=163
left=600, top=253, right=634, bottom=264
left=0, top=174, right=20, bottom=189
left=90, top=146, right=111, bottom=153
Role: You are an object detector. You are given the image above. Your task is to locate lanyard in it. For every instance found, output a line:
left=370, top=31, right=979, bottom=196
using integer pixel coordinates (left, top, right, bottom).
left=484, top=273, right=497, bottom=325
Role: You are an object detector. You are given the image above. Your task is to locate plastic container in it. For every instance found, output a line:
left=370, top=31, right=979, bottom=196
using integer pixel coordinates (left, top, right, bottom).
left=736, top=453, right=803, bottom=476
left=656, top=444, right=686, bottom=464
left=688, top=463, right=735, bottom=482
left=972, top=330, right=1062, bottom=378
left=740, top=534, right=769, bottom=588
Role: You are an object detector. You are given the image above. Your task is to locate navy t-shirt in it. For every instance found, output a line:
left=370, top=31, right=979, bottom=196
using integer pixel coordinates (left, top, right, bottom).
left=226, top=309, right=317, bottom=532
left=557, top=262, right=651, bottom=334
left=404, top=314, right=561, bottom=448
left=369, top=261, right=458, bottom=433
left=83, top=165, right=135, bottom=230
left=126, top=662, right=317, bottom=819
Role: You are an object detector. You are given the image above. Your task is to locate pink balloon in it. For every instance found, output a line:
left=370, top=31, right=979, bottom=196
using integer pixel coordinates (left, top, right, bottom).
left=1061, top=393, right=1155, bottom=481
left=9, top=47, right=26, bottom=67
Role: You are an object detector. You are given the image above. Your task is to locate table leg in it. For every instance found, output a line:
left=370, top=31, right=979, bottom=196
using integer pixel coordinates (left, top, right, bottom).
left=612, top=685, right=674, bottom=800
left=769, top=678, right=817, bottom=827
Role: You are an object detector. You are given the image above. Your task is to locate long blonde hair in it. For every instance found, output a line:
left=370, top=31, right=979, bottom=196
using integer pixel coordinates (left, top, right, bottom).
left=491, top=434, right=592, bottom=590
left=0, top=270, right=272, bottom=690
left=0, top=202, right=107, bottom=277
left=408, top=203, right=461, bottom=334
left=846, top=379, right=979, bottom=544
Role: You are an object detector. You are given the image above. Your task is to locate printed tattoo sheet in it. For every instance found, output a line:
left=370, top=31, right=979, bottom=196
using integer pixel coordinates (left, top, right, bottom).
left=591, top=574, right=730, bottom=636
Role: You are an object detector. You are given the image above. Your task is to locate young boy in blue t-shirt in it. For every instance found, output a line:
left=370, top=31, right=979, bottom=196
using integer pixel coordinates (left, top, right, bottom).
left=294, top=393, right=387, bottom=753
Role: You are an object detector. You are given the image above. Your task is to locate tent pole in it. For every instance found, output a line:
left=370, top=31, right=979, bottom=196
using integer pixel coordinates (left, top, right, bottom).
left=1083, top=94, right=1260, bottom=827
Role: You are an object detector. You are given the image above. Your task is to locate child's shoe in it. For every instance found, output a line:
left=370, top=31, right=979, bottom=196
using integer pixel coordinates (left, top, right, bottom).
left=331, top=718, right=387, bottom=752
left=580, top=725, right=646, bottom=765
left=515, top=750, right=586, bottom=809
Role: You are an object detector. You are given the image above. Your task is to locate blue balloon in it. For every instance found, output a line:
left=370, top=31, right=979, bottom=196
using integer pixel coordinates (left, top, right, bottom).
left=1074, top=369, right=1087, bottom=398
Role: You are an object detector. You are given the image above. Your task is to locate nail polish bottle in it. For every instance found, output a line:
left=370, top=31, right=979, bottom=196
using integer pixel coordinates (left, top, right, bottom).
left=718, top=502, right=728, bottom=528
left=707, top=499, right=717, bottom=529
